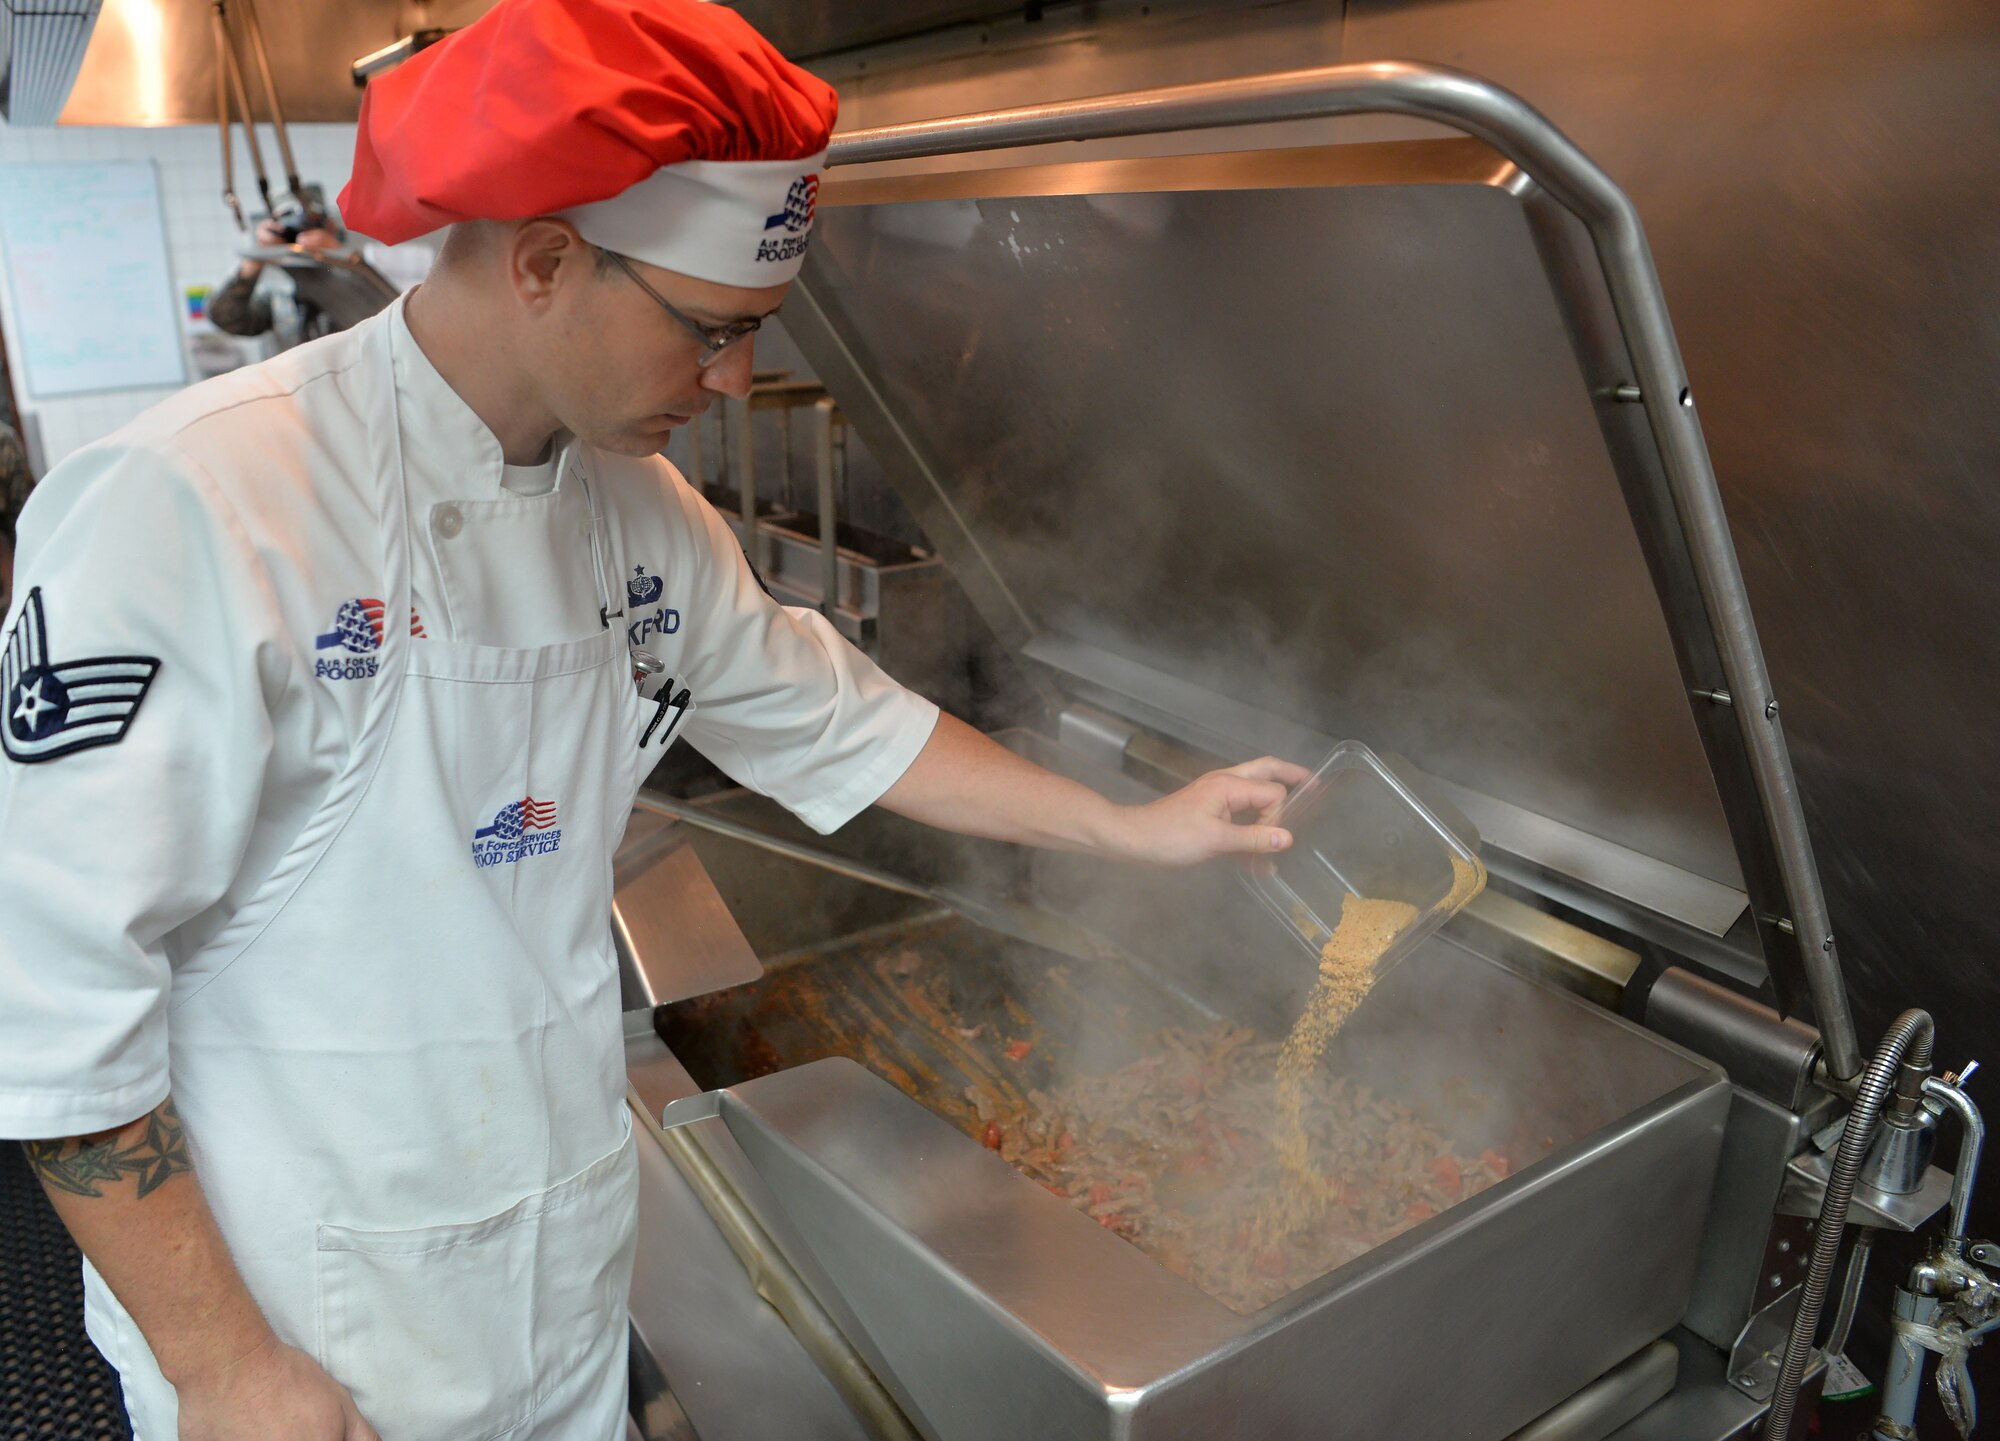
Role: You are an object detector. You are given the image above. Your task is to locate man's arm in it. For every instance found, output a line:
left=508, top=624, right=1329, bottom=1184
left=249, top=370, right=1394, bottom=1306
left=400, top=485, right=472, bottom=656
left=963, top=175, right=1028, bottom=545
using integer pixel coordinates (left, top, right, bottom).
left=205, top=268, right=273, bottom=338
left=28, top=1097, right=378, bottom=1441
left=877, top=710, right=1309, bottom=866
left=655, top=476, right=1304, bottom=852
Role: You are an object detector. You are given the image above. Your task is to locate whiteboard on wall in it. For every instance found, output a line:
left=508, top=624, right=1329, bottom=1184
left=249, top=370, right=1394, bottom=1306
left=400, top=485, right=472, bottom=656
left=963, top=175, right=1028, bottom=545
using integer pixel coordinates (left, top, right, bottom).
left=0, top=161, right=187, bottom=398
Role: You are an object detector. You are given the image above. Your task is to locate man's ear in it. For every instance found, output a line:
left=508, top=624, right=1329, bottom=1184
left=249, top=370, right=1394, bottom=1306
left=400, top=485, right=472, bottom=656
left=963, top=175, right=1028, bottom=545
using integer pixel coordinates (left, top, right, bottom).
left=507, top=219, right=590, bottom=311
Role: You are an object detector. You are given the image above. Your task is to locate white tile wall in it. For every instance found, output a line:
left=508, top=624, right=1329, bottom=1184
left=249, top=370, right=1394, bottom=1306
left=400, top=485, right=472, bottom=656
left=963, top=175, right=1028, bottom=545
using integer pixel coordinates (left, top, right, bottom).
left=0, top=121, right=365, bottom=470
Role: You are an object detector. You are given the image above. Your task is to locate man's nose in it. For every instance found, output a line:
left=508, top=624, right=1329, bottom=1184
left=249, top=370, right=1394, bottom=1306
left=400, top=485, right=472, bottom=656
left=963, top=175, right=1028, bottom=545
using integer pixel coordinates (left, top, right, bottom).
left=697, top=336, right=757, bottom=399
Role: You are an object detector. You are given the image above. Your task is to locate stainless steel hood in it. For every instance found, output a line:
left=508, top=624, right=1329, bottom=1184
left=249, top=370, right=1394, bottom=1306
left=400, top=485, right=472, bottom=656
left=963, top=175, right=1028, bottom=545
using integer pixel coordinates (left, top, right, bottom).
left=799, top=139, right=1749, bottom=922
left=783, top=66, right=1860, bottom=1069
left=22, top=0, right=405, bottom=127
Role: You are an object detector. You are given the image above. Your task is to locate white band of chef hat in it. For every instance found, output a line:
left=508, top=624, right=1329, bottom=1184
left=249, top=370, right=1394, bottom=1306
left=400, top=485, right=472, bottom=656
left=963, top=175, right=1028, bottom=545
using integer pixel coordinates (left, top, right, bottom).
left=557, top=153, right=826, bottom=288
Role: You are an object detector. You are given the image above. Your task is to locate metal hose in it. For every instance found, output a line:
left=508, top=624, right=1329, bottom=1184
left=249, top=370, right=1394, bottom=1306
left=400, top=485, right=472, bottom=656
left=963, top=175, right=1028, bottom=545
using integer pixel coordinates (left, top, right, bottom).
left=1767, top=1010, right=1934, bottom=1439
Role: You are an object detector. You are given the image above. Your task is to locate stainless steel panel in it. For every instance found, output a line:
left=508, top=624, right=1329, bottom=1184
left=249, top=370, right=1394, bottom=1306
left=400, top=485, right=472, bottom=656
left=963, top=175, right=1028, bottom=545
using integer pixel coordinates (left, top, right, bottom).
left=627, top=1320, right=700, bottom=1441
left=732, top=0, right=1018, bottom=63
left=665, top=941, right=1730, bottom=1441
left=1450, top=886, right=1640, bottom=1011
left=800, top=141, right=1741, bottom=894
left=1678, top=1089, right=1816, bottom=1353
left=613, top=809, right=764, bottom=1009
left=1509, top=1340, right=1678, bottom=1441
left=57, top=0, right=402, bottom=126
left=810, top=0, right=1353, bottom=177
left=1603, top=1330, right=1762, bottom=1441
left=1777, top=1145, right=1953, bottom=1234
left=1336, top=0, right=2000, bottom=1260
left=624, top=1032, right=875, bottom=1441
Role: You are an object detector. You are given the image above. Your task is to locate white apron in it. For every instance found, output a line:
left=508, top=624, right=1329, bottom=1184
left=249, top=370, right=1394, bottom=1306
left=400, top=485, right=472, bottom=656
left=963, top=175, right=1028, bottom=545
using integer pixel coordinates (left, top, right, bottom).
left=86, top=315, right=651, bottom=1441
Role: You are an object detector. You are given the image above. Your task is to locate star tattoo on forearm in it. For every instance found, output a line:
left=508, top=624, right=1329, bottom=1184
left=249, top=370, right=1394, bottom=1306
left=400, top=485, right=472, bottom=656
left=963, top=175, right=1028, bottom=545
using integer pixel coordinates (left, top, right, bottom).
left=24, top=1099, right=193, bottom=1200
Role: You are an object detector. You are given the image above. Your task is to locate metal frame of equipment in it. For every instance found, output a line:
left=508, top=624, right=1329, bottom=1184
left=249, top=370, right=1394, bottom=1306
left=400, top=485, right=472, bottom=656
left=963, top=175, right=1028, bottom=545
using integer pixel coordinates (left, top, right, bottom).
left=619, top=61, right=1993, bottom=1441
left=799, top=58, right=1857, bottom=1079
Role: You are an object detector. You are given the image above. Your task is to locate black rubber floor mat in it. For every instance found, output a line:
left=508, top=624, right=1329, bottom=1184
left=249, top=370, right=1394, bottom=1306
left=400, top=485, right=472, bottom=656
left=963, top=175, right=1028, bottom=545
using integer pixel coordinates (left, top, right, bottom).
left=0, top=1141, right=130, bottom=1441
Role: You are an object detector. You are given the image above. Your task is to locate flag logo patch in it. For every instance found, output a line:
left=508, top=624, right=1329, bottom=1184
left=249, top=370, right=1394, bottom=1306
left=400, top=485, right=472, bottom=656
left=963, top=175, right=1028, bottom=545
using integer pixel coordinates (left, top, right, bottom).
left=314, top=597, right=426, bottom=681
left=471, top=795, right=563, bottom=866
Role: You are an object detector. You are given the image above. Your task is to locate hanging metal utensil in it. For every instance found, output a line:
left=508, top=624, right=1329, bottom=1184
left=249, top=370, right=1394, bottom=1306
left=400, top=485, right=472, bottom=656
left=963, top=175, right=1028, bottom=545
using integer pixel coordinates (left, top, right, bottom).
left=232, top=0, right=305, bottom=214
left=208, top=0, right=399, bottom=334
left=212, top=1, right=273, bottom=227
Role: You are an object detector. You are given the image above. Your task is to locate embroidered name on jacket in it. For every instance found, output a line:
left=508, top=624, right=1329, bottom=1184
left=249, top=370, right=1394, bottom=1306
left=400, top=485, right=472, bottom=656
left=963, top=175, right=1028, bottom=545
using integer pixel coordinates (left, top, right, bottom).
left=314, top=598, right=426, bottom=680
left=3, top=588, right=160, bottom=764
left=471, top=796, right=562, bottom=867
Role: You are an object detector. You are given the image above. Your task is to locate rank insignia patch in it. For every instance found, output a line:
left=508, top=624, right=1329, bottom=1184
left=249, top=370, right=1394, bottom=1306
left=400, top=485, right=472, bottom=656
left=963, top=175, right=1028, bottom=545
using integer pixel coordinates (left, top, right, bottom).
left=3, top=588, right=161, bottom=764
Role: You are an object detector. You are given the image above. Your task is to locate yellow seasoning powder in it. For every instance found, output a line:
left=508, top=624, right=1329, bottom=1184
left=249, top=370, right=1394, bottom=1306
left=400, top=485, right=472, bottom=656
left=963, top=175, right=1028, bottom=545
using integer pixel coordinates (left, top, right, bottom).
left=1270, top=893, right=1418, bottom=1199
left=1445, top=853, right=1484, bottom=910
left=1261, top=857, right=1486, bottom=1240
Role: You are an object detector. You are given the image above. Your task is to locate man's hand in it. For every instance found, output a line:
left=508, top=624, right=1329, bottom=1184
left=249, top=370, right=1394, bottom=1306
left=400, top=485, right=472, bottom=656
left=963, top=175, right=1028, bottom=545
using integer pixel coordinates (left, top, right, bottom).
left=879, top=715, right=1311, bottom=866
left=176, top=1335, right=379, bottom=1441
left=1104, top=756, right=1310, bottom=866
left=240, top=221, right=338, bottom=280
left=29, top=1099, right=376, bottom=1441
left=237, top=219, right=286, bottom=279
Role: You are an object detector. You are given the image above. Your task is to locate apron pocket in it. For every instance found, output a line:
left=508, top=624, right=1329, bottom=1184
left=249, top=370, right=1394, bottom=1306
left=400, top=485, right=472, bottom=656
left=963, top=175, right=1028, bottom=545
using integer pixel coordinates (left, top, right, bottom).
left=315, top=1123, right=639, bottom=1441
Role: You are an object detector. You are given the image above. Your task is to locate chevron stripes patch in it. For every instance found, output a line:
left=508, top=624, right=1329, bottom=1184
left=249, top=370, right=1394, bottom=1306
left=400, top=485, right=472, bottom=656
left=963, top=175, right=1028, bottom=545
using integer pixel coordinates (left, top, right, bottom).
left=3, top=588, right=161, bottom=764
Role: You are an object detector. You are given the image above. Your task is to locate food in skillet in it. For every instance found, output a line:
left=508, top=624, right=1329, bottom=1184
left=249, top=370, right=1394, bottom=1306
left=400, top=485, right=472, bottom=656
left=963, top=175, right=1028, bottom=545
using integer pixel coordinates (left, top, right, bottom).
left=969, top=1020, right=1512, bottom=1314
left=969, top=863, right=1496, bottom=1315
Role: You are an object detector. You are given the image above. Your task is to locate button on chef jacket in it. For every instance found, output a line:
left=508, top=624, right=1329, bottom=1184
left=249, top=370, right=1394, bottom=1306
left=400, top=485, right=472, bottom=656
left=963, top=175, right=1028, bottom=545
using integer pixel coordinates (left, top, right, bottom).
left=0, top=291, right=938, bottom=1440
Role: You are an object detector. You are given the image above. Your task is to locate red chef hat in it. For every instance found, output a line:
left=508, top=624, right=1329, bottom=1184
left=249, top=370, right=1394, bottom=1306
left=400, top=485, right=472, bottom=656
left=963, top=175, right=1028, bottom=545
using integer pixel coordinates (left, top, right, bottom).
left=338, top=0, right=837, bottom=287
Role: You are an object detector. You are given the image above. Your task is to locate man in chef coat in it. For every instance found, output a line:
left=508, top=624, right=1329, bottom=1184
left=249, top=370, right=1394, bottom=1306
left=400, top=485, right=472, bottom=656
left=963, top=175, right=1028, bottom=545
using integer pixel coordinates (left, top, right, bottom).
left=0, top=3, right=1304, bottom=1438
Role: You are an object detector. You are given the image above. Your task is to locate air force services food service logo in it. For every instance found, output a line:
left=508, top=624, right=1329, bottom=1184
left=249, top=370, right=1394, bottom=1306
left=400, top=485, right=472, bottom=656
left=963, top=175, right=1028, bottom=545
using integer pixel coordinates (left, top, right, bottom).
left=2, top=588, right=160, bottom=764
left=471, top=795, right=562, bottom=867
left=627, top=565, right=680, bottom=647
left=314, top=598, right=426, bottom=680
left=756, top=173, right=818, bottom=266
left=627, top=565, right=664, bottom=607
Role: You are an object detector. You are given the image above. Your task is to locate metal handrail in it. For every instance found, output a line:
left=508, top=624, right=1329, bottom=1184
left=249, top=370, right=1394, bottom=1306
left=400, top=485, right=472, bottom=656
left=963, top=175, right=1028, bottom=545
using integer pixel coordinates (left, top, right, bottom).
left=821, top=60, right=1860, bottom=1079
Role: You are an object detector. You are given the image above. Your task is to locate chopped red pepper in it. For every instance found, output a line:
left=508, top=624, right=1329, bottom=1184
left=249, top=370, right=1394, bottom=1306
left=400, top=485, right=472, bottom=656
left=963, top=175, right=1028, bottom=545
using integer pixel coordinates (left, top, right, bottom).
left=1429, top=1155, right=1462, bottom=1196
left=1406, top=1200, right=1436, bottom=1222
left=1005, top=1039, right=1034, bottom=1062
left=982, top=1120, right=1002, bottom=1150
left=1057, top=1130, right=1076, bottom=1151
left=1480, top=1148, right=1512, bottom=1178
left=1088, top=1182, right=1115, bottom=1207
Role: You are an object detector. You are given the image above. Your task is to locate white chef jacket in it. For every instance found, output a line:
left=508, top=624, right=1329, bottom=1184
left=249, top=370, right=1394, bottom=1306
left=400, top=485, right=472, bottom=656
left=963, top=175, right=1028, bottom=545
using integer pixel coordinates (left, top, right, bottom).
left=0, top=292, right=938, bottom=1140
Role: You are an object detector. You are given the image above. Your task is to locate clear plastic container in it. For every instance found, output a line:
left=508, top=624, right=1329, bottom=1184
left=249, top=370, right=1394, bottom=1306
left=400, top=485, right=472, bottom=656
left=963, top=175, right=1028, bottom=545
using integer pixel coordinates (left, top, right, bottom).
left=1241, top=740, right=1487, bottom=977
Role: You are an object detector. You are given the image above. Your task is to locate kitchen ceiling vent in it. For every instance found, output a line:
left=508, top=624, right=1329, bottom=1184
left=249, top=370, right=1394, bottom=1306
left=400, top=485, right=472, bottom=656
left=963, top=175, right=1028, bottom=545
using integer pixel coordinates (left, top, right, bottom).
left=0, top=0, right=102, bottom=125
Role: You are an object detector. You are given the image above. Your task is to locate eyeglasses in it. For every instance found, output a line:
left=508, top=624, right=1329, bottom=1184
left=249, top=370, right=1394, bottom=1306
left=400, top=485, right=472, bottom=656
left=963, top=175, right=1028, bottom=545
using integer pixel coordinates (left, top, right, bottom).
left=601, top=249, right=763, bottom=369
